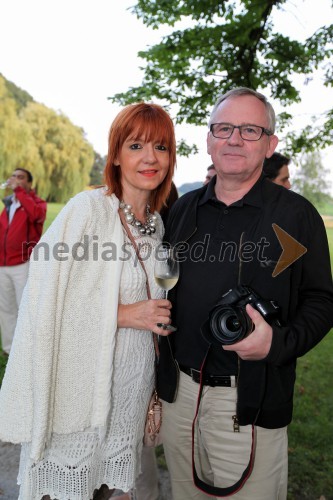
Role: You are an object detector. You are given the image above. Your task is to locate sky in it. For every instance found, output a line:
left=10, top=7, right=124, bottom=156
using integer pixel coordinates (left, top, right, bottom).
left=1, top=0, right=333, bottom=191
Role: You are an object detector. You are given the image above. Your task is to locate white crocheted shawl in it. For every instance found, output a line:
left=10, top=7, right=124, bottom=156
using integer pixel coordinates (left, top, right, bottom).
left=0, top=189, right=126, bottom=460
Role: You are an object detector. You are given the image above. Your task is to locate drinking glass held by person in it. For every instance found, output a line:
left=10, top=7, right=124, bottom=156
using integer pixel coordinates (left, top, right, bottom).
left=0, top=102, right=176, bottom=500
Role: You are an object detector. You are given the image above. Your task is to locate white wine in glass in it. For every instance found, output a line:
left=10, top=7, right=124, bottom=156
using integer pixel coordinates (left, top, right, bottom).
left=154, top=244, right=179, bottom=332
left=154, top=275, right=179, bottom=291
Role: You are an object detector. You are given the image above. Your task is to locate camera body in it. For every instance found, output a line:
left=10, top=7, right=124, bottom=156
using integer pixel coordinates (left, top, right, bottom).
left=204, top=285, right=281, bottom=346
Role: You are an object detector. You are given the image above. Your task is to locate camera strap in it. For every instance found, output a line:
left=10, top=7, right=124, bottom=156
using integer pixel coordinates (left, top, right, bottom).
left=191, top=347, right=257, bottom=497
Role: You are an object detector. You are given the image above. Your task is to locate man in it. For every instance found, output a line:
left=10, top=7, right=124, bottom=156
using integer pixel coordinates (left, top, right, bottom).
left=157, top=88, right=333, bottom=499
left=203, top=163, right=216, bottom=185
left=263, top=152, right=291, bottom=189
left=0, top=168, right=47, bottom=355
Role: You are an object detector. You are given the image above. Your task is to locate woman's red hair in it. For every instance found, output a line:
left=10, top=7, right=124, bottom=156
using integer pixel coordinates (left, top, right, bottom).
left=103, top=102, right=176, bottom=212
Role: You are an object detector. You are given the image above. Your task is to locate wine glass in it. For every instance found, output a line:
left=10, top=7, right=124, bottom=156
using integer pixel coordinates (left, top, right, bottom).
left=0, top=180, right=9, bottom=190
left=154, top=244, right=179, bottom=332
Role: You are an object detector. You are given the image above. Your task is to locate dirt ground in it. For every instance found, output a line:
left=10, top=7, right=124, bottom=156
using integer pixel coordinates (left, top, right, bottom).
left=0, top=441, right=172, bottom=500
left=0, top=442, right=20, bottom=500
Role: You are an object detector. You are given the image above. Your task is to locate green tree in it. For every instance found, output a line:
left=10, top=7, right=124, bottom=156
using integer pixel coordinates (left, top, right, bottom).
left=21, top=102, right=94, bottom=202
left=0, top=75, right=94, bottom=202
left=292, top=152, right=331, bottom=207
left=0, top=77, right=38, bottom=180
left=0, top=73, right=34, bottom=111
left=89, top=152, right=106, bottom=186
left=110, top=0, right=333, bottom=155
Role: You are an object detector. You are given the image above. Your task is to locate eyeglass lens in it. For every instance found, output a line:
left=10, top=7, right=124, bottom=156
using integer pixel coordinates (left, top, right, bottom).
left=211, top=124, right=265, bottom=141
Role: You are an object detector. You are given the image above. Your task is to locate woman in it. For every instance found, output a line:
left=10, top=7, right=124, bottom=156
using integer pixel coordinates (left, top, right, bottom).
left=0, top=103, right=176, bottom=499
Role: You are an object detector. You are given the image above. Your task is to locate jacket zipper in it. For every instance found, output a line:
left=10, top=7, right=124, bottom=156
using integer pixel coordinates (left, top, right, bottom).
left=3, top=226, right=9, bottom=265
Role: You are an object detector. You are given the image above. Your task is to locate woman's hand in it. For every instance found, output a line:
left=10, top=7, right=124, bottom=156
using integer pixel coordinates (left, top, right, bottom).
left=118, top=299, right=173, bottom=336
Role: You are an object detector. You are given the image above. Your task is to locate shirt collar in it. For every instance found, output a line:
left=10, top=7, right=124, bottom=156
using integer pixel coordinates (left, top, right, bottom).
left=199, top=173, right=265, bottom=208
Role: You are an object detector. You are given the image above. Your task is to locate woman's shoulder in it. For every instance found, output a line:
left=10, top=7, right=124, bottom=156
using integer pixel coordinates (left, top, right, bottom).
left=67, top=188, right=119, bottom=213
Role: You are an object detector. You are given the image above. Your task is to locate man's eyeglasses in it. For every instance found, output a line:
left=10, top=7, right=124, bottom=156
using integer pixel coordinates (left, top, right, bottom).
left=210, top=123, right=273, bottom=141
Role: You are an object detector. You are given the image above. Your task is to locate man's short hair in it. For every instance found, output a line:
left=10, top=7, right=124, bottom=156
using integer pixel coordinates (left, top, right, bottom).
left=16, top=168, right=33, bottom=183
left=209, top=87, right=276, bottom=133
left=263, top=153, right=290, bottom=180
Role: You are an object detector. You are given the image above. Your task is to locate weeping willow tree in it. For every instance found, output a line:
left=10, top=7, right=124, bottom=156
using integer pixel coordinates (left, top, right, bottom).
left=0, top=75, right=94, bottom=202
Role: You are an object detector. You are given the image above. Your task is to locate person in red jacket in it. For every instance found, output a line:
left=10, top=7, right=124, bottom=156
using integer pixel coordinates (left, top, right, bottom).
left=0, top=168, right=47, bottom=355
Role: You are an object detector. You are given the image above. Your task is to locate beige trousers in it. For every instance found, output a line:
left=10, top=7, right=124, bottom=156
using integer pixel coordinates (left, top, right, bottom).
left=0, top=262, right=29, bottom=354
left=162, top=371, right=288, bottom=500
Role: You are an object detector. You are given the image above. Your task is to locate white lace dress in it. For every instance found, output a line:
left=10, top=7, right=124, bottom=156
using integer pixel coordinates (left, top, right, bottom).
left=18, top=226, right=162, bottom=500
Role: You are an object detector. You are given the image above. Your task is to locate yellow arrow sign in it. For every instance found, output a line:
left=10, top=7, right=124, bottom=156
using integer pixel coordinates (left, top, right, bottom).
left=272, top=223, right=307, bottom=277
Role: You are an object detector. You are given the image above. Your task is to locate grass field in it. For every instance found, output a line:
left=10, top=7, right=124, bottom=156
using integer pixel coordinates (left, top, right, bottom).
left=43, top=202, right=65, bottom=231
left=317, top=199, right=333, bottom=217
left=0, top=202, right=332, bottom=499
left=287, top=333, right=333, bottom=499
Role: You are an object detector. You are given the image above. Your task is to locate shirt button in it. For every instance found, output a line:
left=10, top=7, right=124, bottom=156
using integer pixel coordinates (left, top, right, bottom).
left=223, top=209, right=228, bottom=215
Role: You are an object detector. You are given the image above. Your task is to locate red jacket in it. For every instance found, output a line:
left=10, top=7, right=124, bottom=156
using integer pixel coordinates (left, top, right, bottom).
left=0, top=187, right=47, bottom=266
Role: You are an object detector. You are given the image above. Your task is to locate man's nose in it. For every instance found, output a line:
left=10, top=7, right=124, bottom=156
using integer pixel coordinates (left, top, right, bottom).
left=227, top=127, right=243, bottom=144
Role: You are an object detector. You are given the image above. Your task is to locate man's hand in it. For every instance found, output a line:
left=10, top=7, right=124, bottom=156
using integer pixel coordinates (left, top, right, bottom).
left=118, top=299, right=173, bottom=336
left=222, top=304, right=273, bottom=360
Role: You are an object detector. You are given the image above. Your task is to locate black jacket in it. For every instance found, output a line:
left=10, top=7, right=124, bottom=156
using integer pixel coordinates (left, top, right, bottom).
left=157, top=176, right=333, bottom=428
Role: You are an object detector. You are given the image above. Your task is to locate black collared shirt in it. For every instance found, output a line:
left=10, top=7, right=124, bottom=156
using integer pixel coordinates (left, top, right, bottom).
left=160, top=174, right=333, bottom=426
left=173, top=177, right=269, bottom=374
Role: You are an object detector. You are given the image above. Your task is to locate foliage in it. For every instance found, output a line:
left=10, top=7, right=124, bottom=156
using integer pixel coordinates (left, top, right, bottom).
left=176, top=138, right=199, bottom=157
left=287, top=332, right=333, bottom=499
left=292, top=152, right=331, bottom=207
left=0, top=75, right=94, bottom=202
left=44, top=202, right=65, bottom=231
left=318, top=200, right=333, bottom=218
left=326, top=228, right=333, bottom=270
left=90, top=152, right=106, bottom=186
left=0, top=350, right=6, bottom=388
left=110, top=0, right=333, bottom=156
left=0, top=73, right=34, bottom=111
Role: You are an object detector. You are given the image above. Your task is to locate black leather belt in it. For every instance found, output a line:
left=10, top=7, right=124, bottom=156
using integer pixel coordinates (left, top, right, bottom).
left=179, top=365, right=236, bottom=387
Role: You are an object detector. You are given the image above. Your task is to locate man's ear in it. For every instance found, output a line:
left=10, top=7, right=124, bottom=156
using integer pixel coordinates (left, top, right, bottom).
left=206, top=131, right=212, bottom=155
left=266, top=134, right=279, bottom=158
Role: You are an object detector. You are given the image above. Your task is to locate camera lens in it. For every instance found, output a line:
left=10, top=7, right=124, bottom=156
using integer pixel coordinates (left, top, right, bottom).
left=222, top=314, right=242, bottom=334
left=210, top=306, right=251, bottom=345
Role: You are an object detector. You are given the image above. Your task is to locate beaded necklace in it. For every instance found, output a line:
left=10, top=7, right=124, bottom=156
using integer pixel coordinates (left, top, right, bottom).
left=119, top=201, right=157, bottom=235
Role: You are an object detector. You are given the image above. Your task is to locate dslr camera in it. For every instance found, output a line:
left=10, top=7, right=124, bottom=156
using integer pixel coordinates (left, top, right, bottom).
left=202, top=285, right=281, bottom=346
